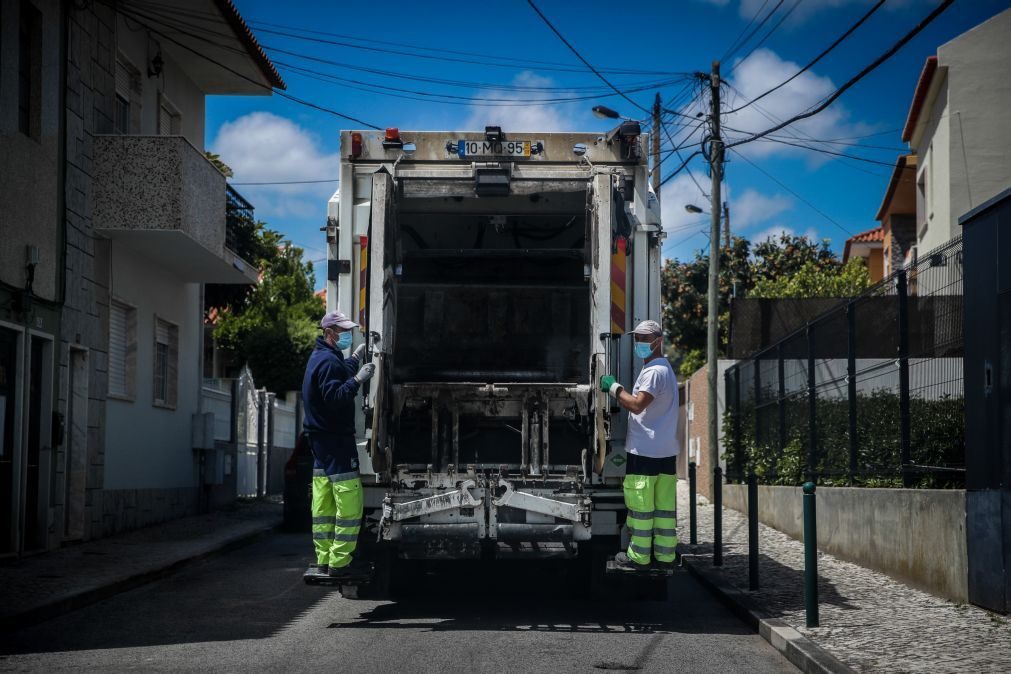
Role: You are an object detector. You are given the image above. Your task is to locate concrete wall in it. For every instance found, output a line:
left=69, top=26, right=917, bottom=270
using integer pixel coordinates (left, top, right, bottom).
left=914, top=72, right=951, bottom=256
left=942, top=8, right=1011, bottom=234
left=724, top=484, right=968, bottom=602
left=0, top=0, right=62, bottom=301
left=103, top=242, right=201, bottom=491
left=115, top=15, right=205, bottom=148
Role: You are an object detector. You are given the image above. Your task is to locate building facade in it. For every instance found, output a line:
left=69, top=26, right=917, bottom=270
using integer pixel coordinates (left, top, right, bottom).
left=0, top=0, right=282, bottom=554
left=903, top=8, right=1011, bottom=256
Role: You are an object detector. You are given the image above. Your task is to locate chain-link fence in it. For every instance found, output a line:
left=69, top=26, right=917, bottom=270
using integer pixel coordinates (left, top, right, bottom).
left=725, top=236, right=965, bottom=488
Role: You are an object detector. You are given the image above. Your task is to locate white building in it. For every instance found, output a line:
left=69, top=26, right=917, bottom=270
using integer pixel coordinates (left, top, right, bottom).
left=903, top=8, right=1011, bottom=257
left=0, top=0, right=283, bottom=554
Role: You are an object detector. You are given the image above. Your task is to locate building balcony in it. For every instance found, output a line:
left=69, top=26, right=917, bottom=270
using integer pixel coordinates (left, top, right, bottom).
left=94, top=135, right=258, bottom=284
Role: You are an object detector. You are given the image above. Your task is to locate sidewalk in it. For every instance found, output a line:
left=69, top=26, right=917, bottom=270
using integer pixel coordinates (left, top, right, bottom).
left=0, top=500, right=281, bottom=632
left=677, top=483, right=1011, bottom=673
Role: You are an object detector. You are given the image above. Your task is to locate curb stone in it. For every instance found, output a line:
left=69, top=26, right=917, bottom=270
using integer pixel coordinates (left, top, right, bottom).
left=0, top=521, right=279, bottom=634
left=680, top=552, right=854, bottom=674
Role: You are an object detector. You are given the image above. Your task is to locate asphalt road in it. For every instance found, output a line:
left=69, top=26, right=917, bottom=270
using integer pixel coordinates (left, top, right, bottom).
left=0, top=532, right=796, bottom=673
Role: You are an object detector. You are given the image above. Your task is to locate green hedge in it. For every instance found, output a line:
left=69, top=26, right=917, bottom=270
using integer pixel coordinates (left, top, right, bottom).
left=724, top=390, right=965, bottom=488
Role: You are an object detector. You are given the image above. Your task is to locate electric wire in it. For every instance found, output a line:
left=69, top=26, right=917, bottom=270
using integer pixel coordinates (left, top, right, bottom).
left=731, top=148, right=854, bottom=237
left=729, top=0, right=804, bottom=73
left=726, top=0, right=955, bottom=150
left=525, top=0, right=652, bottom=115
left=726, top=0, right=885, bottom=113
left=721, top=0, right=771, bottom=63
left=725, top=0, right=785, bottom=65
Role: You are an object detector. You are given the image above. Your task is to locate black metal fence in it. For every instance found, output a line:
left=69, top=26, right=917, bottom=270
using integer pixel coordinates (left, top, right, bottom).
left=225, top=184, right=255, bottom=254
left=725, top=235, right=965, bottom=488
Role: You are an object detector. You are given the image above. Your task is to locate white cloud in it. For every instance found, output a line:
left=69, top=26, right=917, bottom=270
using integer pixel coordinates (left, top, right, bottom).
left=731, top=188, right=792, bottom=228
left=660, top=173, right=710, bottom=236
left=210, top=112, right=339, bottom=229
left=723, top=49, right=875, bottom=161
left=464, top=71, right=579, bottom=132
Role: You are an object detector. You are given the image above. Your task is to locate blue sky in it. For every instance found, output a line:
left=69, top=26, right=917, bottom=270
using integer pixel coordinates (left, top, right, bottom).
left=204, top=0, right=1011, bottom=287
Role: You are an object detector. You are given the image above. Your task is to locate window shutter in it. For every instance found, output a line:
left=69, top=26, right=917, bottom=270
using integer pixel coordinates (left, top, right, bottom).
left=167, top=323, right=178, bottom=408
left=109, top=303, right=128, bottom=396
left=159, top=105, right=172, bottom=136
left=115, top=60, right=130, bottom=98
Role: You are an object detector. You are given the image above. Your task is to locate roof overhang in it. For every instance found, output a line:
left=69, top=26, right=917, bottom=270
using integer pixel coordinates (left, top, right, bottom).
left=120, top=0, right=284, bottom=94
left=875, top=154, right=918, bottom=222
left=901, top=56, right=938, bottom=143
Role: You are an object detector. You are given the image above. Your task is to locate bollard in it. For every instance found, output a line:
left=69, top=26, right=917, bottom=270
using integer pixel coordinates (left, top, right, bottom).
left=713, top=465, right=723, bottom=566
left=748, top=471, right=759, bottom=591
left=689, top=462, right=698, bottom=545
left=803, top=481, right=819, bottom=628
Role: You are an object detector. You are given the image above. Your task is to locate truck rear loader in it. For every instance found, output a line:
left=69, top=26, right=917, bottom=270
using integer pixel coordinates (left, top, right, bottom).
left=324, top=124, right=666, bottom=588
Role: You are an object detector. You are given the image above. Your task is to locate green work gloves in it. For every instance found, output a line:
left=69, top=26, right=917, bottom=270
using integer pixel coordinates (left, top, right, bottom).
left=599, top=375, right=624, bottom=398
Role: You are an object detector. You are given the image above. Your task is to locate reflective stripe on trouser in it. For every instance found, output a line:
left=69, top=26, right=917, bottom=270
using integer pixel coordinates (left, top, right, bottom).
left=623, top=473, right=655, bottom=565
left=311, top=474, right=363, bottom=569
left=624, top=472, right=679, bottom=564
left=653, top=473, right=678, bottom=562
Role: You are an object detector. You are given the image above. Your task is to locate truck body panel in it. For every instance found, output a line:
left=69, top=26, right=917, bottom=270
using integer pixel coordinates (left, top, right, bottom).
left=325, top=129, right=663, bottom=560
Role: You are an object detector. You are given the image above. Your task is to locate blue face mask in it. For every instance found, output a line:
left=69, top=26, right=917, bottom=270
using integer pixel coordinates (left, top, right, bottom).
left=634, top=340, right=655, bottom=359
left=334, top=331, right=352, bottom=351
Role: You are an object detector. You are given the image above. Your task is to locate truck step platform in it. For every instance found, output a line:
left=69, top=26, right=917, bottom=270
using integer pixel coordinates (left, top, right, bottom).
left=303, top=563, right=374, bottom=590
left=605, top=559, right=675, bottom=577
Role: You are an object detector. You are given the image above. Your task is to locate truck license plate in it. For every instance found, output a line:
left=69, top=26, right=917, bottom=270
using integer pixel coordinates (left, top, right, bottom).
left=456, top=140, right=531, bottom=158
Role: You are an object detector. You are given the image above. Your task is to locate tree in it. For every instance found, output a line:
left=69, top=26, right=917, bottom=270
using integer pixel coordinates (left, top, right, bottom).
left=661, top=232, right=869, bottom=377
left=205, top=151, right=233, bottom=178
left=211, top=239, right=324, bottom=394
left=751, top=257, right=870, bottom=298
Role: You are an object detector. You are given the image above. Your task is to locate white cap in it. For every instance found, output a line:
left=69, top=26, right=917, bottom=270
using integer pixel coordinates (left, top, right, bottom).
left=632, top=319, right=662, bottom=337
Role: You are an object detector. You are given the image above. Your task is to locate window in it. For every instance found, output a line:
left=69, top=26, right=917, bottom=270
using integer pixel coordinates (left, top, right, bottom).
left=18, top=0, right=42, bottom=139
left=109, top=301, right=136, bottom=399
left=157, top=94, right=180, bottom=135
left=114, top=58, right=132, bottom=135
left=152, top=317, right=178, bottom=408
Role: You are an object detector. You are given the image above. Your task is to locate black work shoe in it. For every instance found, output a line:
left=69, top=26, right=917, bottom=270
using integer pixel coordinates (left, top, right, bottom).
left=328, top=560, right=370, bottom=579
left=614, top=551, right=650, bottom=571
left=653, top=559, right=676, bottom=571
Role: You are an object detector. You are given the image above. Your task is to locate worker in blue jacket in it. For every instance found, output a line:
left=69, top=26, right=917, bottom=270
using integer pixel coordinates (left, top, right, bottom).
left=302, top=311, right=375, bottom=579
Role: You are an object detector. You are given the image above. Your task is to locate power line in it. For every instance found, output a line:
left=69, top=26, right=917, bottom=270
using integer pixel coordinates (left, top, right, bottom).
left=111, top=4, right=381, bottom=128
left=727, top=0, right=954, bottom=150
left=732, top=149, right=854, bottom=237
left=251, top=23, right=680, bottom=76
left=525, top=0, right=651, bottom=115
left=230, top=178, right=340, bottom=186
left=659, top=150, right=705, bottom=188
left=726, top=0, right=884, bottom=113
left=244, top=18, right=683, bottom=75
left=726, top=0, right=785, bottom=65
left=730, top=0, right=803, bottom=73
left=746, top=136, right=916, bottom=168
left=721, top=0, right=771, bottom=63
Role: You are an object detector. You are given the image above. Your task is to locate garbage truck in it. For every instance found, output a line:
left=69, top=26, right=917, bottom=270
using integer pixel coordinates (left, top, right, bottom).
left=323, top=124, right=665, bottom=587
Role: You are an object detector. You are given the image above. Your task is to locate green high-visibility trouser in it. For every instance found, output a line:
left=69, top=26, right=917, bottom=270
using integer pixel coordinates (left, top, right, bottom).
left=624, top=472, right=678, bottom=565
left=311, top=470, right=363, bottom=569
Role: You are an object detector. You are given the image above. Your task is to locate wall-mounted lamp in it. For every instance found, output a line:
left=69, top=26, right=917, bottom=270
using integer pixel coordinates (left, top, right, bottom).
left=147, top=50, right=164, bottom=78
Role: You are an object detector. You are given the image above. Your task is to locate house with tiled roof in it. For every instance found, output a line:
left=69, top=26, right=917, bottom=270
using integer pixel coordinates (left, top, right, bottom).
left=842, top=226, right=885, bottom=283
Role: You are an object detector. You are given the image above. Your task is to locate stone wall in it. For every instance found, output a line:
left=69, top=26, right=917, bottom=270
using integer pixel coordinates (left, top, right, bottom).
left=54, top=2, right=116, bottom=544
left=724, top=484, right=969, bottom=602
left=101, top=488, right=199, bottom=537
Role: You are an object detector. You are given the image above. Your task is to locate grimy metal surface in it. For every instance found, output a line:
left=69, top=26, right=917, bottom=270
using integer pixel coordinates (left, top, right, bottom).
left=340, top=130, right=648, bottom=165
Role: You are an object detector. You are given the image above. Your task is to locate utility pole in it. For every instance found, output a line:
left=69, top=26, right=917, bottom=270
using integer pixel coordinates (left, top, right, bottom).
left=723, top=201, right=730, bottom=249
left=651, top=92, right=661, bottom=199
left=706, top=61, right=724, bottom=494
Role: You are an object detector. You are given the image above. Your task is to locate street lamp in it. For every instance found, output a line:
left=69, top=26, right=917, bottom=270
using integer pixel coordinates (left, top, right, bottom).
left=685, top=204, right=705, bottom=214
left=592, top=105, right=623, bottom=120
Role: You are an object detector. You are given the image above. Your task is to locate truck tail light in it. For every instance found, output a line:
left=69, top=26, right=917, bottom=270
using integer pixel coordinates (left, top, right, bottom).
left=382, top=127, right=403, bottom=149
left=350, top=132, right=363, bottom=158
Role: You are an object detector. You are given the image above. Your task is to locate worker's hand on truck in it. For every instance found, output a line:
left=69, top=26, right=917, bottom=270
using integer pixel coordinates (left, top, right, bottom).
left=352, top=342, right=367, bottom=362
left=599, top=375, right=624, bottom=398
left=354, top=362, right=376, bottom=384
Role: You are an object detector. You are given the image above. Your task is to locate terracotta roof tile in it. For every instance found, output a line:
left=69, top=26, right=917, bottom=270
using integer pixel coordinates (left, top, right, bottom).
left=848, top=226, right=885, bottom=244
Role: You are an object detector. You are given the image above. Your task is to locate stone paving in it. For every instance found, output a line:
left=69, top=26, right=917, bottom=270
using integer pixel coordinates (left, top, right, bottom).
left=677, top=483, right=1011, bottom=673
left=0, top=500, right=281, bottom=628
